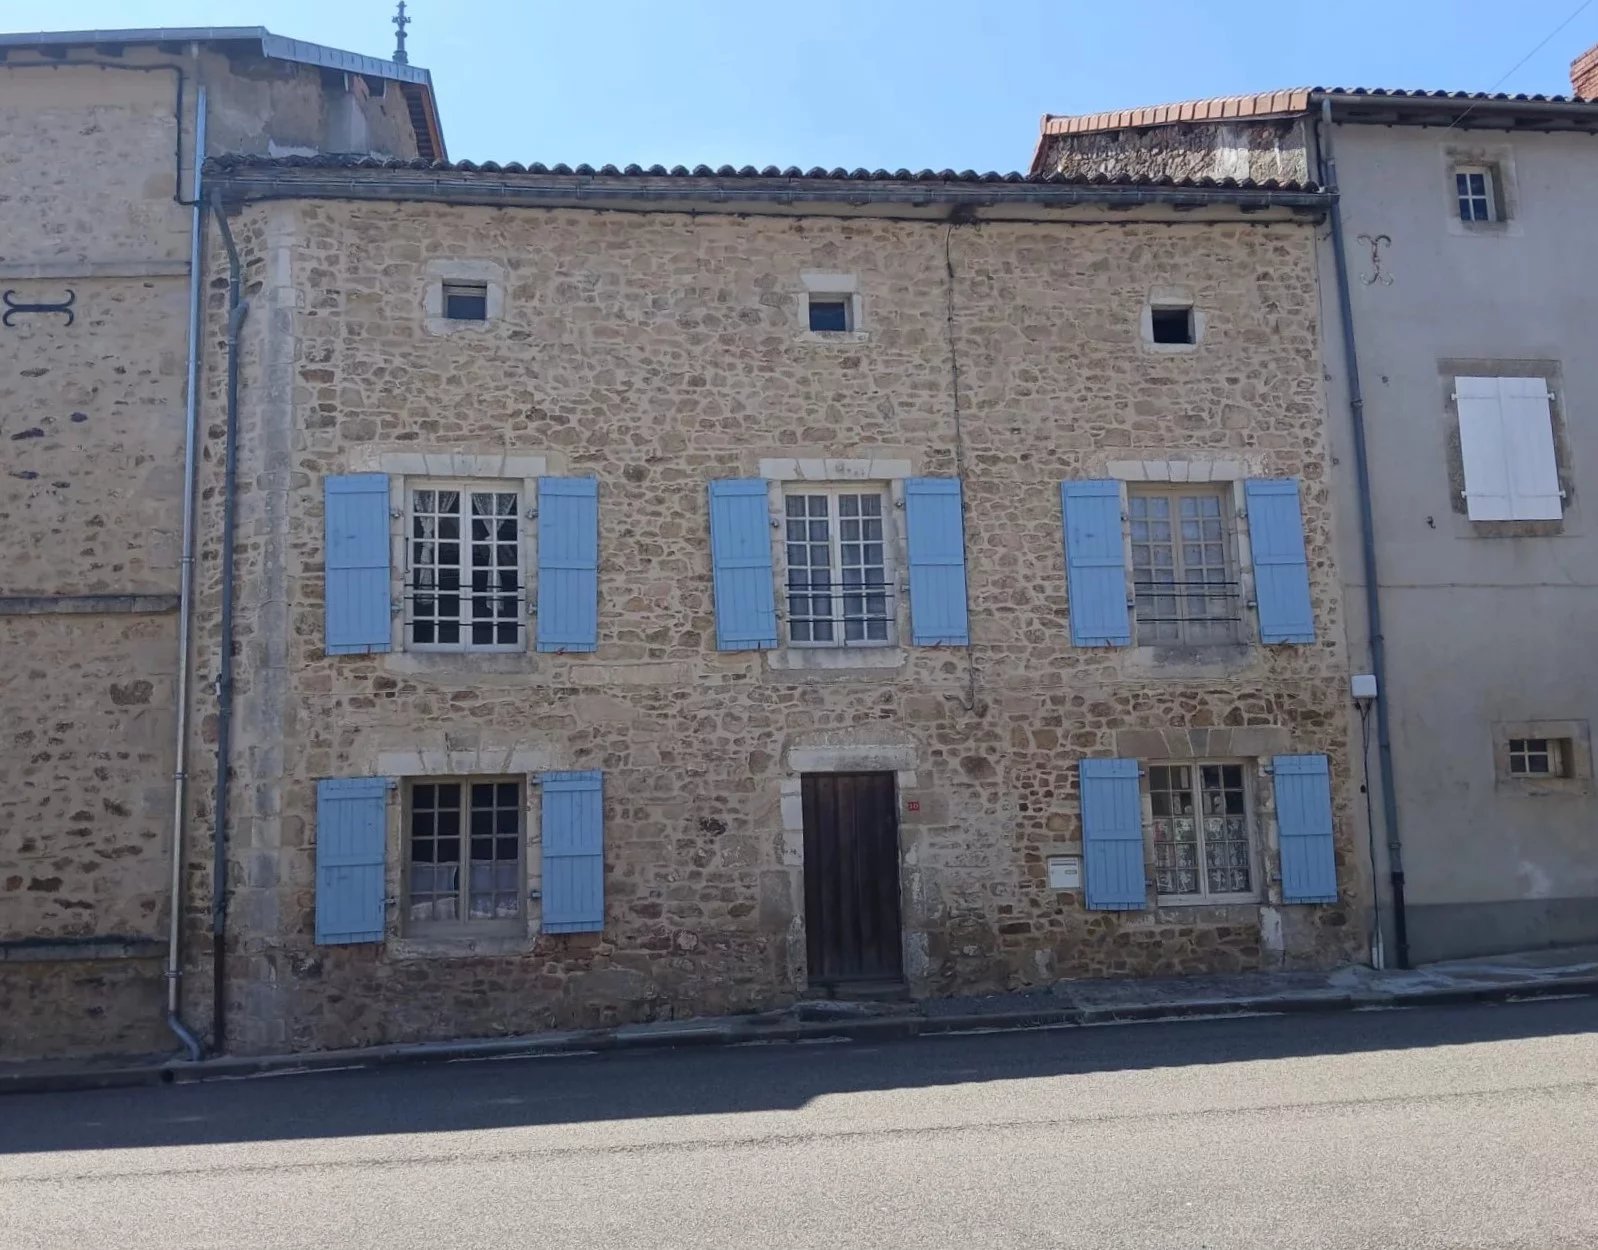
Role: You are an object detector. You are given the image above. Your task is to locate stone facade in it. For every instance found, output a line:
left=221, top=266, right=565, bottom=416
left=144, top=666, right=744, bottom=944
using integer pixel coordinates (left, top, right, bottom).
left=0, top=36, right=431, bottom=1062
left=1034, top=119, right=1311, bottom=186
left=182, top=185, right=1364, bottom=1057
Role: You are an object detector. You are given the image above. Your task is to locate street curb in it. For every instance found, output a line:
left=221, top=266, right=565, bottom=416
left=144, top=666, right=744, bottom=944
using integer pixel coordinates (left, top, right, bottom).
left=5, top=973, right=1597, bottom=1096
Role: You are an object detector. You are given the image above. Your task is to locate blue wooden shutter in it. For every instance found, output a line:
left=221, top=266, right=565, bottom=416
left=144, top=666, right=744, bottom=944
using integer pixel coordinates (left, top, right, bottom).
left=1245, top=478, right=1315, bottom=644
left=1061, top=480, right=1131, bottom=646
left=1080, top=758, right=1146, bottom=910
left=315, top=777, right=388, bottom=944
left=904, top=477, right=971, bottom=646
left=536, top=477, right=599, bottom=653
left=1274, top=754, right=1338, bottom=903
left=541, top=770, right=605, bottom=933
left=324, top=474, right=392, bottom=655
left=708, top=479, right=778, bottom=650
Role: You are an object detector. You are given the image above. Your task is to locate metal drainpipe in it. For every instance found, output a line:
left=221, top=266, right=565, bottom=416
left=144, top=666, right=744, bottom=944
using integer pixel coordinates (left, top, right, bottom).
left=164, top=83, right=208, bottom=1064
left=209, top=192, right=249, bottom=1051
left=1317, top=97, right=1409, bottom=969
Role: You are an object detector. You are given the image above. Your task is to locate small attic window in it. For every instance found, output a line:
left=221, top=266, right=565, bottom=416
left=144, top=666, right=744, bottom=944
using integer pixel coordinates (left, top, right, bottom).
left=1150, top=305, right=1196, bottom=345
left=808, top=295, right=852, bottom=333
left=443, top=281, right=488, bottom=322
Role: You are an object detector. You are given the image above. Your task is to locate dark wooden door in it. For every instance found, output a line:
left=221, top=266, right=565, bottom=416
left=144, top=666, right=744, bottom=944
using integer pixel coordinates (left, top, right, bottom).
left=802, top=772, right=903, bottom=985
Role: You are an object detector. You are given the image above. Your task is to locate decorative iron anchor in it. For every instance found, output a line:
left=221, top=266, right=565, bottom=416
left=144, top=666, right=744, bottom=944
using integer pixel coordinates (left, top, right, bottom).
left=1356, top=234, right=1393, bottom=287
left=2, top=289, right=76, bottom=327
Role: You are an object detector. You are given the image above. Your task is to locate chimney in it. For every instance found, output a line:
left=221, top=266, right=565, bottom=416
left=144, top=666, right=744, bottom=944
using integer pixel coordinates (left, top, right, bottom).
left=1573, top=42, right=1598, bottom=99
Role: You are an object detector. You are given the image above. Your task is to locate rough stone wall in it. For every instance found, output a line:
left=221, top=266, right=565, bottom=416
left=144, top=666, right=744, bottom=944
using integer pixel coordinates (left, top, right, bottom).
left=1038, top=120, right=1311, bottom=185
left=0, top=44, right=420, bottom=1062
left=185, top=196, right=1362, bottom=1057
left=0, top=62, right=191, bottom=262
left=0, top=63, right=194, bottom=1060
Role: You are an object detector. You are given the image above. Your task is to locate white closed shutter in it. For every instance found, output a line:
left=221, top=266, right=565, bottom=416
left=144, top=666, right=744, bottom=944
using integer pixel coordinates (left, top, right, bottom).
left=1456, top=376, right=1561, bottom=521
left=1499, top=377, right=1562, bottom=519
left=1456, top=377, right=1512, bottom=520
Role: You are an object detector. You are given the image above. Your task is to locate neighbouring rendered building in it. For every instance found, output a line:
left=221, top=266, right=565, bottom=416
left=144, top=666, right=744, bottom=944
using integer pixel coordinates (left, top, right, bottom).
left=6, top=28, right=1368, bottom=1065
left=1033, top=45, right=1598, bottom=965
left=0, top=27, right=442, bottom=1062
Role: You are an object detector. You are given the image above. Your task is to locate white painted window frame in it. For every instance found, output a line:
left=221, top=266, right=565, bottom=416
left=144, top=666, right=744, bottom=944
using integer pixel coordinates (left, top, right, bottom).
left=780, top=483, right=898, bottom=649
left=1126, top=482, right=1242, bottom=647
left=402, top=774, right=528, bottom=940
left=1453, top=163, right=1498, bottom=224
left=402, top=478, right=530, bottom=655
left=1144, top=758, right=1262, bottom=906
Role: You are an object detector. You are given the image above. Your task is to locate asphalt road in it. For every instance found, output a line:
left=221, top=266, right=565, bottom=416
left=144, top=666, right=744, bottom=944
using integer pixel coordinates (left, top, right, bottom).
left=3, top=997, right=1596, bottom=1249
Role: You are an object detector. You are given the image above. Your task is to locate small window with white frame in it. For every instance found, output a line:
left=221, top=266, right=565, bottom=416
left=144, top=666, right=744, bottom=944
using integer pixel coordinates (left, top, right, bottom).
left=406, top=484, right=526, bottom=650
left=1128, top=484, right=1240, bottom=645
left=406, top=777, right=524, bottom=934
left=783, top=486, right=894, bottom=646
left=1454, top=164, right=1499, bottom=223
left=1148, top=761, right=1257, bottom=902
left=1508, top=737, right=1570, bottom=778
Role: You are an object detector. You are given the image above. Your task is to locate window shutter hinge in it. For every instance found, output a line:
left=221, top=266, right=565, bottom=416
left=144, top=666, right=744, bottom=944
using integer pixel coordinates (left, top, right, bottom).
left=391, top=600, right=402, bottom=615
left=526, top=508, right=538, bottom=520
left=383, top=894, right=398, bottom=906
left=389, top=508, right=402, bottom=520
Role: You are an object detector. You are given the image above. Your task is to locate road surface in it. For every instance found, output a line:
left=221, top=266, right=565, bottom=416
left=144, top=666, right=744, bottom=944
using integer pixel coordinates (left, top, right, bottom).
left=4, top=997, right=1597, bottom=1248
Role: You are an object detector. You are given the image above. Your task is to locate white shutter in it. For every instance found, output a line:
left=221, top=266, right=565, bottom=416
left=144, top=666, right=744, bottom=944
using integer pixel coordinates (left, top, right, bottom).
left=1498, top=377, right=1562, bottom=520
left=1456, top=377, right=1512, bottom=520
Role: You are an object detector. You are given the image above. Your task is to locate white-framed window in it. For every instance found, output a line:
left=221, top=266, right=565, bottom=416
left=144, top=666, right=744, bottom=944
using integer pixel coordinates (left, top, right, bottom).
left=1454, top=376, right=1562, bottom=521
left=1128, top=485, right=1239, bottom=645
left=783, top=486, right=894, bottom=646
left=1148, top=761, right=1257, bottom=903
left=1508, top=737, right=1570, bottom=779
left=406, top=483, right=526, bottom=651
left=405, top=776, right=525, bottom=935
left=1454, top=165, right=1498, bottom=223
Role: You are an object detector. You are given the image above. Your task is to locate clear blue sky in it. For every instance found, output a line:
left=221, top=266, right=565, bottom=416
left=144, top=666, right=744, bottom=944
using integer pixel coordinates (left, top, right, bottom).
left=5, top=0, right=1595, bottom=168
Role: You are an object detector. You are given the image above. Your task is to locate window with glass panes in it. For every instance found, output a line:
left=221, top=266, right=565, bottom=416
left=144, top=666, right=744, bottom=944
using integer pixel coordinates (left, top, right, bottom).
left=783, top=488, right=893, bottom=645
left=1455, top=166, right=1496, bottom=222
left=1509, top=737, right=1566, bottom=777
left=1148, top=762, right=1255, bottom=901
left=406, top=779, right=523, bottom=931
left=1129, top=486, right=1238, bottom=645
left=408, top=486, right=523, bottom=650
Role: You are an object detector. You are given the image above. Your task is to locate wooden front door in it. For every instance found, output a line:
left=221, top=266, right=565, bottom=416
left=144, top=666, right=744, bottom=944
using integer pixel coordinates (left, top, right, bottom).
left=802, top=771, right=904, bottom=985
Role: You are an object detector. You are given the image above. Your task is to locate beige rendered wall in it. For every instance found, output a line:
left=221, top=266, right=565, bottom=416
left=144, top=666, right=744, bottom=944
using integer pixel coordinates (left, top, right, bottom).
left=184, top=196, right=1364, bottom=1056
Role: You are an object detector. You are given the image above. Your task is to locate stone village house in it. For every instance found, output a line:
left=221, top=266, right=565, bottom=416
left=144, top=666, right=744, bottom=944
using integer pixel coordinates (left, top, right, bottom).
left=3, top=27, right=1364, bottom=1061
left=189, top=157, right=1362, bottom=1057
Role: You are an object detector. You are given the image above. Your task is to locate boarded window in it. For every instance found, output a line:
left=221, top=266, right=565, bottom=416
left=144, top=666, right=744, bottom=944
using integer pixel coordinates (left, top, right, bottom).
left=1455, top=376, right=1561, bottom=521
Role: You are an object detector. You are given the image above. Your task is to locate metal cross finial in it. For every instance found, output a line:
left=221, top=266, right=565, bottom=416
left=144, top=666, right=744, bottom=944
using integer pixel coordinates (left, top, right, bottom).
left=392, top=0, right=411, bottom=64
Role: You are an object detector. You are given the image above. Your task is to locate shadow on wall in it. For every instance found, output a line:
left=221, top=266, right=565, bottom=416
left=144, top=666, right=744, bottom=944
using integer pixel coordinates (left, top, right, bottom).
left=1, top=998, right=1595, bottom=1156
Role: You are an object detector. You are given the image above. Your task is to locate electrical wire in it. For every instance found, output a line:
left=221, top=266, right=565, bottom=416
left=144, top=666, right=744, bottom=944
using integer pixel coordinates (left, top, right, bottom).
left=1444, top=0, right=1595, bottom=131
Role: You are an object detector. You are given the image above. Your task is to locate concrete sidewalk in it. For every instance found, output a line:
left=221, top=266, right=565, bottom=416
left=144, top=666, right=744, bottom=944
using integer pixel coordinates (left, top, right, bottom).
left=5, top=944, right=1597, bottom=1095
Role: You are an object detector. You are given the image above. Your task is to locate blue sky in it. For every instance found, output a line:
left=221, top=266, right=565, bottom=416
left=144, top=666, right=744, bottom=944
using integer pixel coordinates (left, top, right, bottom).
left=5, top=0, right=1594, bottom=168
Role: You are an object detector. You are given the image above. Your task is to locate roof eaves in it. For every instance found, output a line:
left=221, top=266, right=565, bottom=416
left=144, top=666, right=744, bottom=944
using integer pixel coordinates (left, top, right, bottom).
left=204, top=155, right=1329, bottom=215
left=0, top=26, right=434, bottom=87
